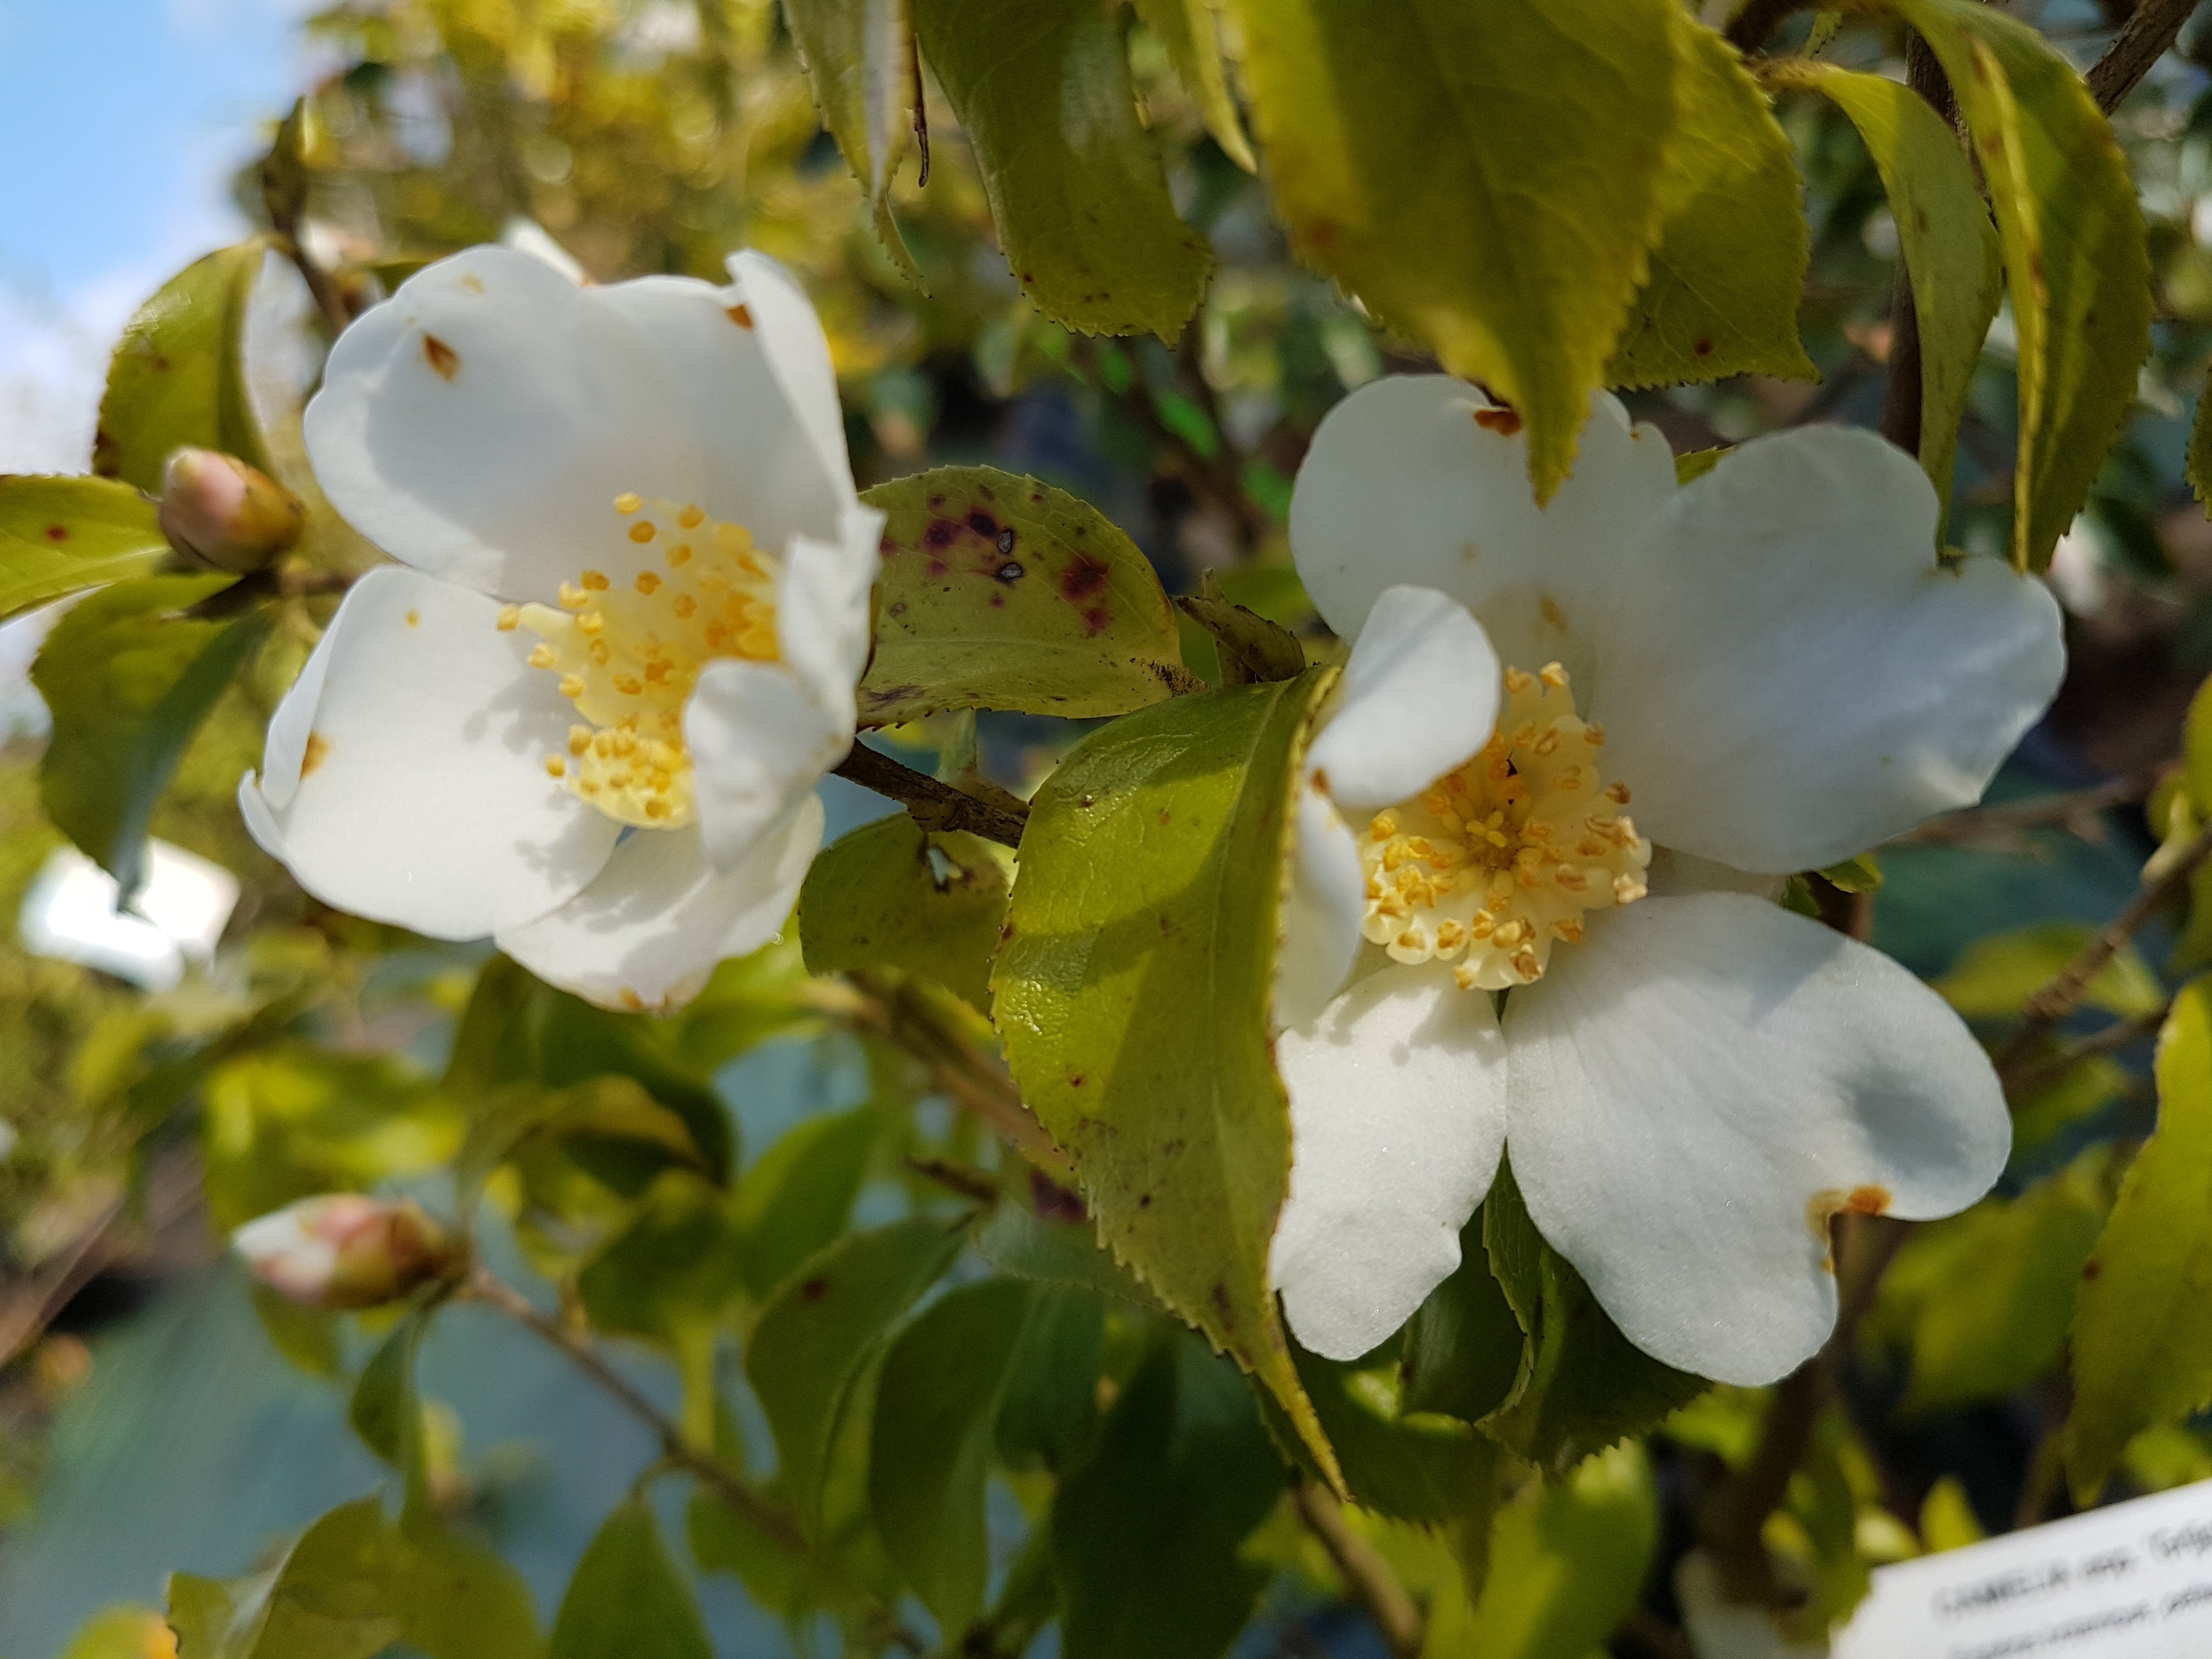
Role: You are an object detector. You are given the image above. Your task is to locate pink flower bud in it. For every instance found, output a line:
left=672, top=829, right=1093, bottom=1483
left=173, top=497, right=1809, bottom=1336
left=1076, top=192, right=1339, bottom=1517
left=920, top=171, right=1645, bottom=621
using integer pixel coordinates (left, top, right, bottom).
left=157, top=448, right=304, bottom=574
left=233, top=1194, right=461, bottom=1310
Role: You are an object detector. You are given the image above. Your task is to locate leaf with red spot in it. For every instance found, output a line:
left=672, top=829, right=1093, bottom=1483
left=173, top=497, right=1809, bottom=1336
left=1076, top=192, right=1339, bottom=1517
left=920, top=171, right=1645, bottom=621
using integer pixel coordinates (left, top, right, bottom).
left=94, top=241, right=272, bottom=493
left=0, top=475, right=172, bottom=626
left=858, top=465, right=1197, bottom=727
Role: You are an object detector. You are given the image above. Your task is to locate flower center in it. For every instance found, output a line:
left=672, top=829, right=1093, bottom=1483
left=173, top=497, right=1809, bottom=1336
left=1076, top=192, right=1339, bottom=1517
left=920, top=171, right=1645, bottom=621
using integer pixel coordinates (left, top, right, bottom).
left=1359, top=662, right=1650, bottom=990
left=498, top=492, right=781, bottom=830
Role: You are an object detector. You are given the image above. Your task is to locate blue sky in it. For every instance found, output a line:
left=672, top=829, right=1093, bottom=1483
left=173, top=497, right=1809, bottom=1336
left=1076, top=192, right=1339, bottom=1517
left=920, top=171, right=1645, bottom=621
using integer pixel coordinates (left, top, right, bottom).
left=0, top=0, right=308, bottom=471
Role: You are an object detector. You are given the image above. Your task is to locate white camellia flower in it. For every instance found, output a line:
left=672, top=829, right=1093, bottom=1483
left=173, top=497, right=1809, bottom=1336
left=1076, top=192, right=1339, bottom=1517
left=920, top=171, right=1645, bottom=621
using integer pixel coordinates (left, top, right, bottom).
left=1270, top=376, right=2067, bottom=1386
left=240, top=245, right=880, bottom=1011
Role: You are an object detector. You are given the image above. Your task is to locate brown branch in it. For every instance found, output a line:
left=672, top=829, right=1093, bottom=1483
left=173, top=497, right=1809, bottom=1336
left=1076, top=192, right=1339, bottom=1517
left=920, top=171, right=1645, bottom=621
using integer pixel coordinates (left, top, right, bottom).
left=1893, top=771, right=2152, bottom=849
left=463, top=1265, right=806, bottom=1553
left=1292, top=1481, right=1424, bottom=1659
left=2002, top=997, right=2171, bottom=1097
left=1725, top=0, right=1814, bottom=53
left=832, top=744, right=1029, bottom=847
left=2088, top=0, right=2203, bottom=112
left=1995, top=815, right=2212, bottom=1075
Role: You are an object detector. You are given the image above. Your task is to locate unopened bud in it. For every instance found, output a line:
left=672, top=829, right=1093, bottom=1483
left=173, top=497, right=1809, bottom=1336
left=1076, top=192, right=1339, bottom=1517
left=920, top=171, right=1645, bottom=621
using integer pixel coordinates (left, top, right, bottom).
left=233, top=1194, right=461, bottom=1310
left=159, top=448, right=304, bottom=574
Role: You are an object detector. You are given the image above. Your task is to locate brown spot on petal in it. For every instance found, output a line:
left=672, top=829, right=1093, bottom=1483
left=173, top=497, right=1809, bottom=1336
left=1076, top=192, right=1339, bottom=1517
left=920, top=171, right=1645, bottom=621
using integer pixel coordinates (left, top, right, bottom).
left=1539, top=594, right=1566, bottom=631
left=460, top=273, right=484, bottom=294
left=301, top=732, right=332, bottom=777
left=422, top=334, right=460, bottom=380
left=726, top=303, right=754, bottom=328
left=1474, top=406, right=1522, bottom=436
left=405, top=608, right=421, bottom=628
left=1806, top=1184, right=1892, bottom=1272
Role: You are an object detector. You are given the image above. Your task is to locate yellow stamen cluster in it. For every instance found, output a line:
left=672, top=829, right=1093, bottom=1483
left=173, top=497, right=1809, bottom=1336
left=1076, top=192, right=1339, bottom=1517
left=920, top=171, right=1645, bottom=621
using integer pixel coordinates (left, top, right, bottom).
left=501, top=493, right=780, bottom=829
left=1360, top=662, right=1650, bottom=990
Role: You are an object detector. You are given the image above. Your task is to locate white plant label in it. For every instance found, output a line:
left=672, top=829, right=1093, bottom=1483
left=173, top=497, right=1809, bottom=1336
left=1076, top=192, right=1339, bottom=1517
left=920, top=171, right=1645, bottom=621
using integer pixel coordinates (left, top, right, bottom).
left=1836, top=1479, right=2212, bottom=1658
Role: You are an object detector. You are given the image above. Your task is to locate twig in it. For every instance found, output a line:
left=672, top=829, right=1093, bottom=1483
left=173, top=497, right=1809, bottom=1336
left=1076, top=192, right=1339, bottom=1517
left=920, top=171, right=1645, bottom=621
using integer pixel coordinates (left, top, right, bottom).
left=1995, top=816, right=2212, bottom=1074
left=832, top=745, right=1029, bottom=848
left=1893, top=772, right=2152, bottom=849
left=2001, top=997, right=2171, bottom=1097
left=2088, top=0, right=2203, bottom=112
left=462, top=1265, right=806, bottom=1553
left=846, top=969, right=1078, bottom=1186
left=1291, top=1481, right=1424, bottom=1659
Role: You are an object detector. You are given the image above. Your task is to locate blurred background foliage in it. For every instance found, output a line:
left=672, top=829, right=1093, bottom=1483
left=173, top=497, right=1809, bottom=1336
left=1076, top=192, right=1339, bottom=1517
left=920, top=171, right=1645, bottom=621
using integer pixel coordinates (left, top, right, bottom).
left=4, top=1, right=2212, bottom=1655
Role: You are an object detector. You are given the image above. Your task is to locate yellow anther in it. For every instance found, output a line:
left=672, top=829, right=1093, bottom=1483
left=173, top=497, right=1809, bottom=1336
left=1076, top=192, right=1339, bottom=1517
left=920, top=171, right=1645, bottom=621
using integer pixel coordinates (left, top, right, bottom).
left=679, top=504, right=706, bottom=528
left=1503, top=667, right=1535, bottom=694
left=575, top=611, right=604, bottom=635
left=588, top=639, right=611, bottom=664
left=1539, top=662, right=1568, bottom=689
left=527, top=644, right=557, bottom=669
left=614, top=674, right=644, bottom=696
left=1614, top=874, right=1648, bottom=905
left=614, top=492, right=642, bottom=514
left=581, top=571, right=611, bottom=591
left=1584, top=724, right=1606, bottom=747
left=668, top=544, right=693, bottom=567
left=545, top=755, right=567, bottom=778
left=1605, top=781, right=1632, bottom=805
left=497, top=605, right=521, bottom=631
left=1532, top=729, right=1561, bottom=757
left=1370, top=812, right=1398, bottom=843
left=569, top=727, right=592, bottom=757
left=629, top=521, right=657, bottom=544
left=636, top=571, right=663, bottom=595
left=559, top=583, right=588, bottom=610
left=672, top=594, right=697, bottom=619
left=559, top=674, right=585, bottom=698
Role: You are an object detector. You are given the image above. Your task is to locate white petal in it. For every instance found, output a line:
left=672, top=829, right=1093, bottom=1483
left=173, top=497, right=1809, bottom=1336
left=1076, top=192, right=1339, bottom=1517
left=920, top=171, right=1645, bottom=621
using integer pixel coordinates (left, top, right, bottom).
left=775, top=503, right=884, bottom=719
left=498, top=797, right=823, bottom=1012
left=726, top=250, right=856, bottom=512
left=240, top=567, right=620, bottom=940
left=1276, top=779, right=1367, bottom=1033
left=1503, top=894, right=2010, bottom=1386
left=1305, top=585, right=1499, bottom=812
left=1272, top=964, right=1509, bottom=1361
left=1289, top=377, right=1675, bottom=680
left=304, top=246, right=850, bottom=602
left=1588, top=427, right=2066, bottom=873
left=686, top=661, right=852, bottom=871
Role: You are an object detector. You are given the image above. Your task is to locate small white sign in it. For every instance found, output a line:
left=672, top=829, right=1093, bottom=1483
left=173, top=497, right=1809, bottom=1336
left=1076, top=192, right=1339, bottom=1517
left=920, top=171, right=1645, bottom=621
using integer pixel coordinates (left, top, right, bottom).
left=1835, top=1479, right=2212, bottom=1658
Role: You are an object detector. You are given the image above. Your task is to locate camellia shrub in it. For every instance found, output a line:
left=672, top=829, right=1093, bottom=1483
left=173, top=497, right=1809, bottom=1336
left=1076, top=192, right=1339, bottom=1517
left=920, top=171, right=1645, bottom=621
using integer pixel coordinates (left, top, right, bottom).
left=7, top=0, right=2212, bottom=1655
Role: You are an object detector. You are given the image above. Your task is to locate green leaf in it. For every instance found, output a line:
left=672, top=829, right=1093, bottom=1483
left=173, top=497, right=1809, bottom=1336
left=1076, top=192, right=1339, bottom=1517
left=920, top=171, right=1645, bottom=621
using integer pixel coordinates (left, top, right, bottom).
left=249, top=1280, right=343, bottom=1379
left=1818, top=851, right=1884, bottom=895
left=745, top=1214, right=968, bottom=1526
left=1791, top=62, right=2002, bottom=528
left=799, top=815, right=1009, bottom=1009
left=33, top=572, right=269, bottom=895
left=1485, top=1164, right=1707, bottom=1471
left=857, top=466, right=1194, bottom=726
left=1429, top=1443, right=1657, bottom=1659
left=2189, top=383, right=2212, bottom=522
left=1234, top=0, right=1679, bottom=498
left=1175, top=574, right=1308, bottom=687
left=687, top=1487, right=808, bottom=1618
left=349, top=1314, right=429, bottom=1505
left=2013, top=1055, right=2127, bottom=1154
left=1132, top=0, right=1255, bottom=171
left=732, top=1104, right=880, bottom=1300
left=0, top=476, right=172, bottom=625
left=1673, top=445, right=1730, bottom=486
left=1052, top=1331, right=1285, bottom=1659
left=1892, top=0, right=2152, bottom=572
left=1607, top=18, right=1815, bottom=390
left=993, top=669, right=1341, bottom=1485
left=1400, top=1209, right=1525, bottom=1426
left=1290, top=1347, right=1504, bottom=1525
left=782, top=0, right=921, bottom=278
left=1872, top=1150, right=2107, bottom=1413
left=550, top=1497, right=711, bottom=1659
left=176, top=1496, right=541, bottom=1659
left=61, top=1607, right=180, bottom=1659
left=994, top=1284, right=1107, bottom=1473
left=94, top=243, right=270, bottom=492
left=2068, top=979, right=2212, bottom=1499
left=869, top=1278, right=1033, bottom=1635
left=1934, top=921, right=2165, bottom=1021
left=910, top=0, right=1211, bottom=337
left=2186, top=669, right=2212, bottom=815
left=971, top=1198, right=1150, bottom=1305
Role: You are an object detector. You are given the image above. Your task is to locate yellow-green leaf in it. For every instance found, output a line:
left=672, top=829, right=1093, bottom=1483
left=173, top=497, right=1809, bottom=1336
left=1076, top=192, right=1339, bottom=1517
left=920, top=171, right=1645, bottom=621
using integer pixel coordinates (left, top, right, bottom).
left=912, top=0, right=1211, bottom=337
left=32, top=573, right=269, bottom=897
left=798, top=813, right=1010, bottom=1010
left=859, top=466, right=1194, bottom=725
left=94, top=243, right=270, bottom=493
left=1934, top=921, right=2165, bottom=1021
left=1609, top=19, right=1815, bottom=390
left=1893, top=0, right=2152, bottom=572
left=782, top=0, right=921, bottom=279
left=993, top=668, right=1341, bottom=1486
left=1791, top=63, right=2004, bottom=530
left=0, top=476, right=171, bottom=625
left=1133, top=0, right=1255, bottom=171
left=2067, top=979, right=2212, bottom=1499
left=1233, top=0, right=1679, bottom=498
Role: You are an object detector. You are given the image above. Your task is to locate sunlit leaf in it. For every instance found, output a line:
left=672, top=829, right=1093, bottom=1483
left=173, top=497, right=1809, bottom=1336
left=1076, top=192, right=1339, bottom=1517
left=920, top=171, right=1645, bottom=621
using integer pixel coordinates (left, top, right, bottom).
left=799, top=814, right=1009, bottom=1009
left=1934, top=921, right=2165, bottom=1021
left=858, top=466, right=1194, bottom=726
left=1608, top=18, right=1815, bottom=390
left=550, top=1497, right=710, bottom=1659
left=1234, top=0, right=1679, bottom=498
left=994, top=669, right=1341, bottom=1485
left=0, top=476, right=172, bottom=625
left=783, top=0, right=921, bottom=278
left=95, top=243, right=270, bottom=493
left=912, top=0, right=1211, bottom=337
left=869, top=1278, right=1032, bottom=1634
left=1132, top=0, right=1255, bottom=171
left=1893, top=0, right=2152, bottom=572
left=2067, top=979, right=2212, bottom=1499
left=33, top=572, right=269, bottom=896
left=1790, top=61, right=2002, bottom=529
